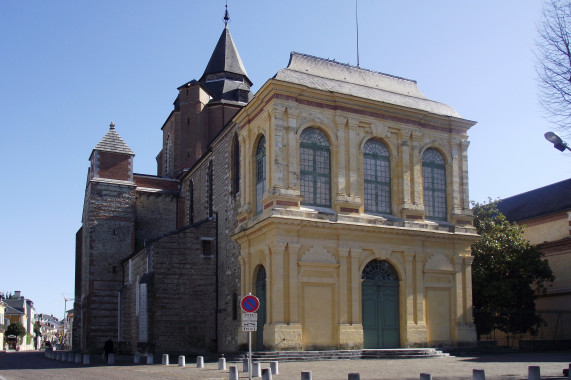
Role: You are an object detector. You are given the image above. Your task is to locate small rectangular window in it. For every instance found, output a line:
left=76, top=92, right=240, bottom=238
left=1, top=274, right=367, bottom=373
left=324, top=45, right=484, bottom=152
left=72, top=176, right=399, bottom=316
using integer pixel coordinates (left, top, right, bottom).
left=201, top=238, right=214, bottom=257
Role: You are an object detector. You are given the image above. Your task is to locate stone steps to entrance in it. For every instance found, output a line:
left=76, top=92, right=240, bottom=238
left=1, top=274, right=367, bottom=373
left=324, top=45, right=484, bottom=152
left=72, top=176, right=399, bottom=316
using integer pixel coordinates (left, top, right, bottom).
left=240, top=348, right=449, bottom=362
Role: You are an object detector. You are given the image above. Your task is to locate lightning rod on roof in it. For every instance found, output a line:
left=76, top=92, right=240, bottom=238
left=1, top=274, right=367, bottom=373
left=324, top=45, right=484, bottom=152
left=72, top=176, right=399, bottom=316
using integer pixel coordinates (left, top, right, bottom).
left=356, top=0, right=360, bottom=67
left=224, top=0, right=230, bottom=26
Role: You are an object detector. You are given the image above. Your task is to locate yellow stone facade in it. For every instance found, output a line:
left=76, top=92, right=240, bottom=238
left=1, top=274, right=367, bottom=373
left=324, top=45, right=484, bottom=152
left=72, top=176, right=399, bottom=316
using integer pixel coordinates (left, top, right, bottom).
left=233, top=53, right=478, bottom=350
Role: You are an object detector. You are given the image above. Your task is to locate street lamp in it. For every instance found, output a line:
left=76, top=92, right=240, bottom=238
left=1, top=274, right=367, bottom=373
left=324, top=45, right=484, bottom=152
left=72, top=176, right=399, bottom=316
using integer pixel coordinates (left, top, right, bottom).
left=544, top=131, right=571, bottom=152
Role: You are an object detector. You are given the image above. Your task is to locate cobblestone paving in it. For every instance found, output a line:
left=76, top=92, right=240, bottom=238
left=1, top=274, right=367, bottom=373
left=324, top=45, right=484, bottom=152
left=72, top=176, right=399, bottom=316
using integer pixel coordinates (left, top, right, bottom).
left=0, top=351, right=569, bottom=379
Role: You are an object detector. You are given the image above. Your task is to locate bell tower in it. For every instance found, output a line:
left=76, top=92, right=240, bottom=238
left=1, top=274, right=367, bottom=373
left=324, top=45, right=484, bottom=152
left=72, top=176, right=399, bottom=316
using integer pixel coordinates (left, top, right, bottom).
left=157, top=5, right=252, bottom=178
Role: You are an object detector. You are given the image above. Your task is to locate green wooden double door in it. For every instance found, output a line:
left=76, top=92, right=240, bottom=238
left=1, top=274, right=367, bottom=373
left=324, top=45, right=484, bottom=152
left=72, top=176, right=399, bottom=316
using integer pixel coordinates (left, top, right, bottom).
left=362, top=260, right=400, bottom=348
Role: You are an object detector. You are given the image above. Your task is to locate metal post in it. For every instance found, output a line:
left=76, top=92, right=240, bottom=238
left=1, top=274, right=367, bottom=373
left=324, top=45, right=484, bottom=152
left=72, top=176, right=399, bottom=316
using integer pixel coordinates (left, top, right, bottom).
left=248, top=330, right=252, bottom=380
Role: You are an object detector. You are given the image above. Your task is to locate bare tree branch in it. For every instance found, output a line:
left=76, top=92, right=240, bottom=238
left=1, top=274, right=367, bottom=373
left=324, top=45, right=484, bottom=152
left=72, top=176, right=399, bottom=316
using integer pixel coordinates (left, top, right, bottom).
left=536, top=0, right=571, bottom=136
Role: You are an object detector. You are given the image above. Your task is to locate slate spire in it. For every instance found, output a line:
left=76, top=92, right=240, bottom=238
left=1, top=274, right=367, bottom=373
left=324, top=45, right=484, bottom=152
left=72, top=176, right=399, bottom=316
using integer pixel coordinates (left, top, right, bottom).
left=198, top=4, right=253, bottom=103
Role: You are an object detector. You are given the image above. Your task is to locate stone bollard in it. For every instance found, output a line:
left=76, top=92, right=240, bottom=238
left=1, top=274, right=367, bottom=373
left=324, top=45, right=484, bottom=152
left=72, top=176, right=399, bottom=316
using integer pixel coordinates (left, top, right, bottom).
left=146, top=353, right=154, bottom=364
left=301, top=371, right=313, bottom=380
left=162, top=354, right=169, bottom=365
left=348, top=374, right=361, bottom=380
left=197, top=356, right=204, bottom=368
left=528, top=366, right=541, bottom=380
left=108, top=353, right=115, bottom=365
left=68, top=353, right=75, bottom=362
left=178, top=355, right=185, bottom=367
left=61, top=352, right=67, bottom=361
left=252, top=362, right=261, bottom=378
left=473, top=369, right=485, bottom=380
left=420, top=374, right=432, bottom=380
left=218, top=357, right=226, bottom=370
left=229, top=365, right=239, bottom=380
left=75, top=353, right=82, bottom=364
left=56, top=351, right=62, bottom=361
left=262, top=368, right=272, bottom=380
left=262, top=367, right=273, bottom=380
left=134, top=353, right=140, bottom=364
left=243, top=358, right=249, bottom=372
left=270, top=361, right=279, bottom=375
left=83, top=354, right=90, bottom=365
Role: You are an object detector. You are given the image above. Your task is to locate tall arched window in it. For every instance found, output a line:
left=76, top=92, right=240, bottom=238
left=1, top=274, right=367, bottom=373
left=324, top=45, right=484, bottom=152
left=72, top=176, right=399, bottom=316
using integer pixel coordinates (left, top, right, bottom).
left=231, top=134, right=240, bottom=196
left=422, top=148, right=447, bottom=220
left=188, top=180, right=194, bottom=224
left=256, top=136, right=266, bottom=214
left=208, top=161, right=213, bottom=217
left=364, top=140, right=391, bottom=214
left=165, top=134, right=172, bottom=175
left=300, top=128, right=331, bottom=207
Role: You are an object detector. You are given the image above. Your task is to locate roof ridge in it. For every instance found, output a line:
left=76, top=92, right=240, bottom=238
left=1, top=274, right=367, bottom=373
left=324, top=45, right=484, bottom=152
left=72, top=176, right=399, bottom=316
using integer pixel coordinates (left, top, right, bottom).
left=289, top=51, right=417, bottom=84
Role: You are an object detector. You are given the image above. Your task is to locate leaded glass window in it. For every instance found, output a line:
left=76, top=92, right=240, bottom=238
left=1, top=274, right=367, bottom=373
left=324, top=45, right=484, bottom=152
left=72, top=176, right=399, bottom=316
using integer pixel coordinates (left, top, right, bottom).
left=208, top=161, right=213, bottom=217
left=231, top=134, right=240, bottom=196
left=362, top=260, right=398, bottom=281
left=188, top=180, right=194, bottom=224
left=300, top=128, right=331, bottom=207
left=364, top=140, right=391, bottom=214
left=422, top=148, right=447, bottom=220
left=165, top=135, right=172, bottom=175
left=256, top=136, right=266, bottom=214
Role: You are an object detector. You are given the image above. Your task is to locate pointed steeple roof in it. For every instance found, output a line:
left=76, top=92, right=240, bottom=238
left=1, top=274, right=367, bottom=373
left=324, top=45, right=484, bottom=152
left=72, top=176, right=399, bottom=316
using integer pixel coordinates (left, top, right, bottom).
left=94, top=122, right=134, bottom=155
left=200, top=26, right=252, bottom=86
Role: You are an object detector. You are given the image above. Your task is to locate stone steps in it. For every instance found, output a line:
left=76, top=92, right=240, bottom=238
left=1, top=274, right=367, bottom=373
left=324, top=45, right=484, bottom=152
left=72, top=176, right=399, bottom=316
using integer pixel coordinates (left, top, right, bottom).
left=238, top=348, right=449, bottom=362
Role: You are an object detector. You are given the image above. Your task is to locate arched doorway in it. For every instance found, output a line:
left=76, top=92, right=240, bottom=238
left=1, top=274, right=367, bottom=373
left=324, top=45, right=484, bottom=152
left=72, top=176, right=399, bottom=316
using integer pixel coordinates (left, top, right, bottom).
left=254, top=266, right=266, bottom=350
left=361, top=260, right=400, bottom=348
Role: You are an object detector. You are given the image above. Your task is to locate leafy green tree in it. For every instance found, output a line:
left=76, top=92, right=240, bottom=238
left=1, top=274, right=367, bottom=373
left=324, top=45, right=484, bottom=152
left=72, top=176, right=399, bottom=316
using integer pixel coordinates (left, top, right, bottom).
left=6, top=322, right=26, bottom=339
left=471, top=200, right=554, bottom=339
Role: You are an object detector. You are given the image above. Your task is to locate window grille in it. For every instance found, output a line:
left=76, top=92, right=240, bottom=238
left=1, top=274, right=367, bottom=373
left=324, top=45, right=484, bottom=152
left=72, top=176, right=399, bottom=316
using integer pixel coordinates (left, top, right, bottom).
left=300, top=128, right=331, bottom=207
left=208, top=161, right=213, bottom=217
left=256, top=136, right=266, bottom=214
left=422, top=148, right=447, bottom=220
left=364, top=140, right=391, bottom=214
left=188, top=181, right=194, bottom=224
left=362, top=260, right=399, bottom=281
left=232, top=134, right=240, bottom=196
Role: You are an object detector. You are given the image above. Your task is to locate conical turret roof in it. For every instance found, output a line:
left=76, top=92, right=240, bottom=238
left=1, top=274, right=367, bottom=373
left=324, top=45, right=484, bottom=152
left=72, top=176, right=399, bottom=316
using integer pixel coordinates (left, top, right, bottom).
left=93, top=122, right=134, bottom=155
left=200, top=26, right=252, bottom=86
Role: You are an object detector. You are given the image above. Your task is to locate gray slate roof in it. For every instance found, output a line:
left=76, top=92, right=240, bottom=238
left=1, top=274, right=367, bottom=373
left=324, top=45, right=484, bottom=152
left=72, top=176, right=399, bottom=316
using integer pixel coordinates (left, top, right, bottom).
left=94, top=123, right=134, bottom=155
left=498, top=178, right=571, bottom=222
left=4, top=303, right=24, bottom=315
left=273, top=52, right=461, bottom=118
left=201, top=26, right=252, bottom=86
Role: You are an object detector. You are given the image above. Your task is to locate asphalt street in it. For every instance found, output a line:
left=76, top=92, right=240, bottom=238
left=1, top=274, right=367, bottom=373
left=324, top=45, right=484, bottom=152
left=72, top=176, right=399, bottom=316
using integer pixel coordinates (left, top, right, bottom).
left=0, top=350, right=570, bottom=379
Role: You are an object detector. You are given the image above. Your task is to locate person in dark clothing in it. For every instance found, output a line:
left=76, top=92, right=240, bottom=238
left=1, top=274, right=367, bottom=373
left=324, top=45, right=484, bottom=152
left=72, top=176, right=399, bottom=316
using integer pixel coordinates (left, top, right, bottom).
left=103, top=339, right=113, bottom=360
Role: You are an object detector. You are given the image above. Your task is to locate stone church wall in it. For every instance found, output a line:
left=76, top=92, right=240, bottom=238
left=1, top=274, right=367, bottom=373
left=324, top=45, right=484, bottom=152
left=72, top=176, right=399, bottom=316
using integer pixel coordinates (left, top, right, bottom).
left=82, top=180, right=136, bottom=353
left=147, top=219, right=217, bottom=354
left=209, top=125, right=242, bottom=352
left=134, top=192, right=177, bottom=251
left=181, top=124, right=242, bottom=352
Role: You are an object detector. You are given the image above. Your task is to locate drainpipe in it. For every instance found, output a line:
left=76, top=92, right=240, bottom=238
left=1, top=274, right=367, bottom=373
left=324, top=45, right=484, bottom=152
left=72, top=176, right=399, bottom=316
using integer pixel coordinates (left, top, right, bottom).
left=214, top=211, right=219, bottom=351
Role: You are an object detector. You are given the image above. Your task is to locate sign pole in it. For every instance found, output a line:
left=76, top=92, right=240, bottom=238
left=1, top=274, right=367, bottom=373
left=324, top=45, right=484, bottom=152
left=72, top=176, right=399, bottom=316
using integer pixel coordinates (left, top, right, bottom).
left=248, top=330, right=252, bottom=380
left=241, top=293, right=259, bottom=380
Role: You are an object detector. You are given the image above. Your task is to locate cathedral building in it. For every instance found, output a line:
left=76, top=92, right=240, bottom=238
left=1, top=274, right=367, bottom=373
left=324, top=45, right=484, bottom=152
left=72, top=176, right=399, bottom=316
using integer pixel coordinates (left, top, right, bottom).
left=74, top=14, right=478, bottom=355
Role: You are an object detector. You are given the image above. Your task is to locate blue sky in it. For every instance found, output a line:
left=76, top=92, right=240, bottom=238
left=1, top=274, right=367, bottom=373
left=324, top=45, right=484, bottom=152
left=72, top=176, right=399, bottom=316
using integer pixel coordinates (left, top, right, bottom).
left=1, top=1, right=569, bottom=319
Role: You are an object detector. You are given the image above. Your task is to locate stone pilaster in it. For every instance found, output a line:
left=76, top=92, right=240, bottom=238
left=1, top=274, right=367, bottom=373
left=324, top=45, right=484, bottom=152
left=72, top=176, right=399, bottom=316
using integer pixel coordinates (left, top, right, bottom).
left=271, top=106, right=287, bottom=190
left=349, top=248, right=362, bottom=324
